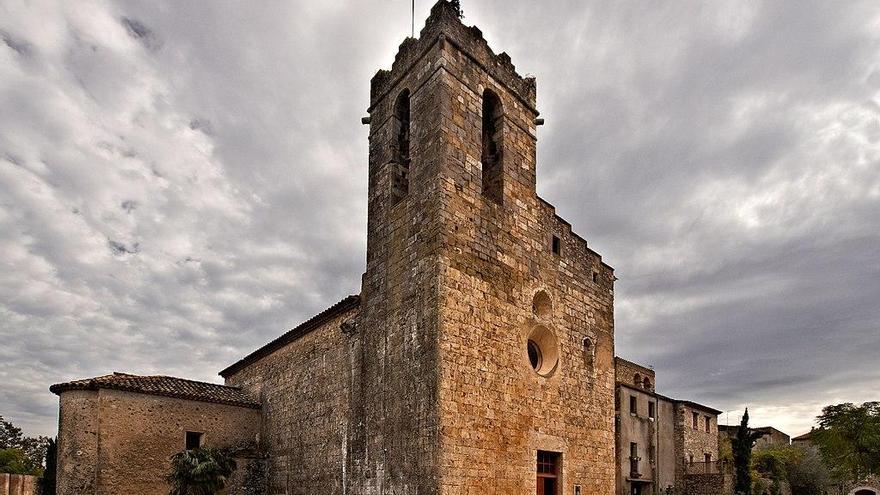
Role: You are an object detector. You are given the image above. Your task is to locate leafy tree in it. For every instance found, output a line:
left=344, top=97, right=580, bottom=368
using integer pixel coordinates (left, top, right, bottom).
left=812, top=401, right=880, bottom=482
left=0, top=448, right=34, bottom=474
left=38, top=438, right=57, bottom=495
left=732, top=409, right=764, bottom=495
left=0, top=415, right=49, bottom=475
left=166, top=447, right=236, bottom=495
left=0, top=416, right=24, bottom=450
left=786, top=445, right=829, bottom=495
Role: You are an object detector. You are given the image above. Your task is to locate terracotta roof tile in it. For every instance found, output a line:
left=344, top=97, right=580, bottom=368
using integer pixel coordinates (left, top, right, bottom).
left=50, top=372, right=260, bottom=409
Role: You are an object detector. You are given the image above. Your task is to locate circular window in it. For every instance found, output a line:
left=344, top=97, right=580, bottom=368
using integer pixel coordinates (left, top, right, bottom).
left=526, top=325, right=559, bottom=376
left=532, top=290, right=552, bottom=319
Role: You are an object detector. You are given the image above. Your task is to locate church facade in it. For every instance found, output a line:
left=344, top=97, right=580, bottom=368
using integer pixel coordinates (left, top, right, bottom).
left=50, top=2, right=719, bottom=494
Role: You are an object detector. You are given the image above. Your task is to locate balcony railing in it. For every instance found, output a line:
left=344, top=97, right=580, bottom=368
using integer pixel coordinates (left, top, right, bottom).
left=685, top=460, right=730, bottom=475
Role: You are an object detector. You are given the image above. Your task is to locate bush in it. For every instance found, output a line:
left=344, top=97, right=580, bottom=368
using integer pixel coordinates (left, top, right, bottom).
left=166, top=448, right=236, bottom=495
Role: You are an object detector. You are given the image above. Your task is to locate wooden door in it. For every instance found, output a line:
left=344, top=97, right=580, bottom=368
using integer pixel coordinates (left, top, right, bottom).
left=536, top=451, right=558, bottom=495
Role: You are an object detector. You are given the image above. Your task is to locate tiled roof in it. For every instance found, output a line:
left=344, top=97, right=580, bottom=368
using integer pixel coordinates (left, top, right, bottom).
left=219, top=295, right=360, bottom=378
left=50, top=372, right=260, bottom=409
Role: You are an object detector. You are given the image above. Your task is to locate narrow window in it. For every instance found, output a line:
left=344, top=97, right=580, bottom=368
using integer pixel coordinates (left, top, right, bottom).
left=634, top=373, right=641, bottom=386
left=582, top=337, right=594, bottom=371
left=391, top=90, right=411, bottom=203
left=481, top=89, right=503, bottom=204
left=705, top=415, right=711, bottom=433
left=692, top=411, right=699, bottom=429
left=648, top=401, right=655, bottom=419
left=630, top=442, right=639, bottom=476
left=689, top=454, right=694, bottom=465
left=592, top=271, right=599, bottom=283
left=185, top=431, right=203, bottom=450
left=551, top=235, right=561, bottom=255
left=705, top=453, right=712, bottom=464
left=643, top=377, right=651, bottom=390
left=630, top=396, right=637, bottom=415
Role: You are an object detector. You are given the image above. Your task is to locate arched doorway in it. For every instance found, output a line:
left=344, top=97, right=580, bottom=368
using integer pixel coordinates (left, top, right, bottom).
left=852, top=488, right=878, bottom=495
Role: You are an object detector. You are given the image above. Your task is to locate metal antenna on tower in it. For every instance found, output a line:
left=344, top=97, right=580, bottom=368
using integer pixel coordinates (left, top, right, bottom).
left=411, top=0, right=415, bottom=38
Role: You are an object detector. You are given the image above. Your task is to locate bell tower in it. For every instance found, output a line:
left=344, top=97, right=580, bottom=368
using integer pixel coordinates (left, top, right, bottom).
left=351, top=2, right=616, bottom=494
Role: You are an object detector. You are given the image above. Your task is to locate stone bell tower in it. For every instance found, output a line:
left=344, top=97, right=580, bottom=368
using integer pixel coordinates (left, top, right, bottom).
left=353, top=1, right=616, bottom=493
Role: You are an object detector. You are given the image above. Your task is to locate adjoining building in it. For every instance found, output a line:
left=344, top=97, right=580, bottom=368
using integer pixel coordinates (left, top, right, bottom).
left=615, top=358, right=723, bottom=495
left=718, top=424, right=790, bottom=450
left=49, top=373, right=260, bottom=494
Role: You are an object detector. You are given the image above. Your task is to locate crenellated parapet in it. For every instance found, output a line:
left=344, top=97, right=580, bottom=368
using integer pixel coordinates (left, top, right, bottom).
left=370, top=0, right=537, bottom=112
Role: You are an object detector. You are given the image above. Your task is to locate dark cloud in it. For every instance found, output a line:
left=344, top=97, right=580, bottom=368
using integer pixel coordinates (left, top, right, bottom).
left=0, top=1, right=878, bottom=438
left=120, top=17, right=161, bottom=51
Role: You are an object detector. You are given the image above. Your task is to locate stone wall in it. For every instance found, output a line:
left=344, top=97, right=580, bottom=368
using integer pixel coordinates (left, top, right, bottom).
left=223, top=307, right=358, bottom=494
left=684, top=473, right=725, bottom=495
left=616, top=358, right=656, bottom=391
left=57, top=389, right=99, bottom=494
left=0, top=474, right=36, bottom=495
left=56, top=389, right=260, bottom=495
left=675, top=404, right=719, bottom=487
left=424, top=3, right=617, bottom=493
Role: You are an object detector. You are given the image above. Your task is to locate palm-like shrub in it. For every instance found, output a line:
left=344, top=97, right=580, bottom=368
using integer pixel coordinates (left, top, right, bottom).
left=166, top=448, right=236, bottom=495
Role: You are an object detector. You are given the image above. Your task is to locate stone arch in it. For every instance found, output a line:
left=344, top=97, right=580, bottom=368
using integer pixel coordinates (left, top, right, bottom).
left=643, top=377, right=652, bottom=390
left=851, top=488, right=878, bottom=495
left=532, top=290, right=552, bottom=319
left=634, top=373, right=642, bottom=386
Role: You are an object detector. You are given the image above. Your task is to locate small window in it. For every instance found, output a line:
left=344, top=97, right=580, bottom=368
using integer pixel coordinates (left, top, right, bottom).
left=648, top=401, right=655, bottom=419
left=705, top=415, right=711, bottom=433
left=592, top=271, right=599, bottom=283
left=630, top=443, right=640, bottom=475
left=630, top=396, right=637, bottom=415
left=185, top=431, right=203, bottom=450
left=689, top=454, right=694, bottom=465
left=582, top=337, right=594, bottom=370
left=634, top=373, right=641, bottom=386
left=643, top=377, right=651, bottom=390
left=692, top=411, right=699, bottom=429
left=705, top=453, right=712, bottom=464
left=551, top=235, right=561, bottom=255
left=574, top=485, right=582, bottom=495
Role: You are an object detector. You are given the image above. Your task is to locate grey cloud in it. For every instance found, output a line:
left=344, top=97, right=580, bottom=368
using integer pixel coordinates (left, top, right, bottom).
left=0, top=1, right=878, bottom=439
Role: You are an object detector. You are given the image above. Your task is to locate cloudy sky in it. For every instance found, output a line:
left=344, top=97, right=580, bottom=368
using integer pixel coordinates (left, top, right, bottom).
left=1, top=0, right=878, bottom=439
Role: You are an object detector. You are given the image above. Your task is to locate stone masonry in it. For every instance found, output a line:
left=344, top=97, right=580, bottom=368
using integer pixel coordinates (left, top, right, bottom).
left=225, top=1, right=616, bottom=493
left=54, top=2, right=625, bottom=494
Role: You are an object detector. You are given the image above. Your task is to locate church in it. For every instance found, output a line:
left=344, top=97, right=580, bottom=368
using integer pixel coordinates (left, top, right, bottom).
left=50, top=2, right=720, bottom=494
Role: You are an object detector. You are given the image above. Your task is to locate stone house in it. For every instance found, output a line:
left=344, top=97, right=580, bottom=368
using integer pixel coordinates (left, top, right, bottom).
left=718, top=424, right=790, bottom=450
left=49, top=373, right=260, bottom=495
left=50, top=2, right=723, bottom=494
left=614, top=358, right=722, bottom=495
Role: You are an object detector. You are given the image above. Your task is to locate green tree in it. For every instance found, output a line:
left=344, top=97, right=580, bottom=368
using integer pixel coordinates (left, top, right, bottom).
left=786, top=446, right=829, bottom=495
left=0, top=448, right=34, bottom=474
left=38, top=438, right=57, bottom=495
left=0, top=415, right=50, bottom=475
left=732, top=409, right=764, bottom=495
left=812, top=401, right=880, bottom=482
left=166, top=448, right=236, bottom=495
left=0, top=416, right=24, bottom=449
